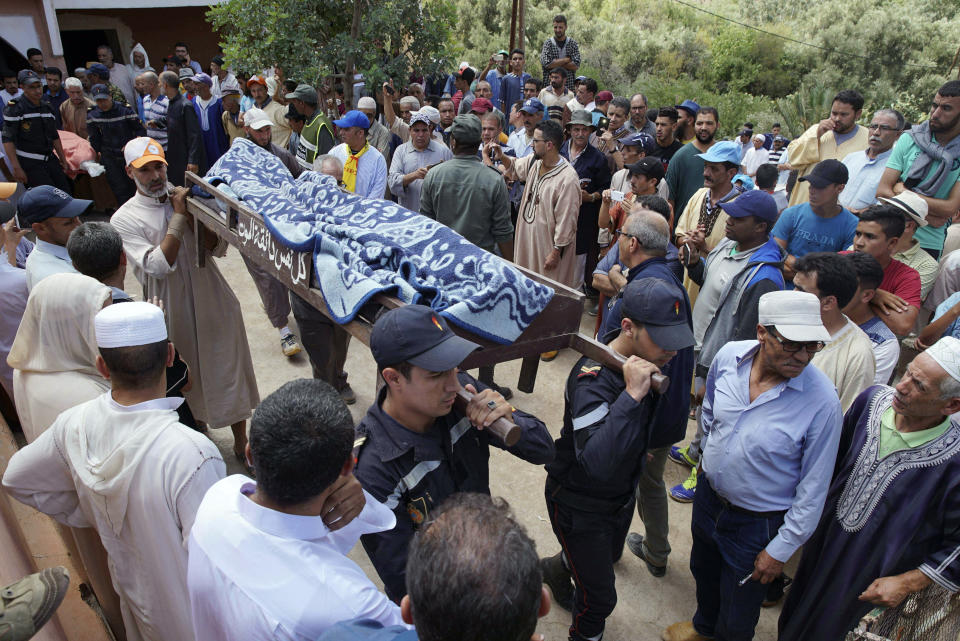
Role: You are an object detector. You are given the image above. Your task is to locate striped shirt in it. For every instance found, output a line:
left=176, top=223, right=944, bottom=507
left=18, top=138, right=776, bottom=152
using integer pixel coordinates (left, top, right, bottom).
left=142, top=94, right=169, bottom=149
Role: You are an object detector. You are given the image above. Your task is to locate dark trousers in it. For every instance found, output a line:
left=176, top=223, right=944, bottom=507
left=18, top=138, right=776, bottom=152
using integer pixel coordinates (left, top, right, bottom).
left=690, top=477, right=785, bottom=641
left=21, top=156, right=70, bottom=192
left=102, top=152, right=135, bottom=205
left=545, top=488, right=634, bottom=640
left=289, top=292, right=350, bottom=391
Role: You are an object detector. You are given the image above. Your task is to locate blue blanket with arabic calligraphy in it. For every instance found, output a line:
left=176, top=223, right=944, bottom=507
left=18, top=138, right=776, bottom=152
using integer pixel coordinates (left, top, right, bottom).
left=205, top=139, right=553, bottom=344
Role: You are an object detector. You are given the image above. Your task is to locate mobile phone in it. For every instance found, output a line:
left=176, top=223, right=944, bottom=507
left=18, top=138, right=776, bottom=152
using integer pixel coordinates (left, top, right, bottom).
left=610, top=190, right=624, bottom=202
left=597, top=116, right=610, bottom=130
left=495, top=54, right=504, bottom=62
left=385, top=85, right=395, bottom=96
left=487, top=147, right=497, bottom=159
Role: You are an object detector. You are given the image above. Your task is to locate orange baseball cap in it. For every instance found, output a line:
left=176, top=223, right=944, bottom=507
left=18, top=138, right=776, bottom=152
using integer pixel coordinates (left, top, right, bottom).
left=247, top=75, right=267, bottom=88
left=124, top=137, right=167, bottom=168
left=0, top=183, right=17, bottom=199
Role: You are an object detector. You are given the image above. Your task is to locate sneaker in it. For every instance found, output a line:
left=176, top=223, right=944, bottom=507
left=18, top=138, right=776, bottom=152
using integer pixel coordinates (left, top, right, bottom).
left=626, top=533, right=666, bottom=577
left=669, top=468, right=697, bottom=503
left=541, top=350, right=559, bottom=362
left=540, top=553, right=574, bottom=611
left=339, top=384, right=357, bottom=405
left=668, top=445, right=697, bottom=468
left=0, top=566, right=70, bottom=641
left=586, top=300, right=599, bottom=316
left=761, top=573, right=793, bottom=607
left=280, top=333, right=302, bottom=357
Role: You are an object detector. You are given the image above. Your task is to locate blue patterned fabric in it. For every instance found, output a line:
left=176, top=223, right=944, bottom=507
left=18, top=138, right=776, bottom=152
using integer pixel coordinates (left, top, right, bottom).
left=205, top=139, right=553, bottom=344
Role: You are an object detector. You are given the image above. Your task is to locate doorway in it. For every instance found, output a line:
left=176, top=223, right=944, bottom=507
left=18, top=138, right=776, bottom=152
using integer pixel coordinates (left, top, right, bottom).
left=59, top=29, right=122, bottom=74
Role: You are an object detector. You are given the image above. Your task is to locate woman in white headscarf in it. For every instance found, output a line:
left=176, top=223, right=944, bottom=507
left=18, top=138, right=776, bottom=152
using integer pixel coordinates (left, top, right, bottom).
left=5, top=272, right=126, bottom=639
left=8, top=272, right=111, bottom=443
left=129, top=42, right=151, bottom=75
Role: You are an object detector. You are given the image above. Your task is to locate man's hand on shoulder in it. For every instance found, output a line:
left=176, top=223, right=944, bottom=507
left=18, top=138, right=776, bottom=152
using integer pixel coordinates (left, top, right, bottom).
left=321, top=473, right=366, bottom=531
left=464, top=384, right=513, bottom=429
left=622, top=356, right=659, bottom=402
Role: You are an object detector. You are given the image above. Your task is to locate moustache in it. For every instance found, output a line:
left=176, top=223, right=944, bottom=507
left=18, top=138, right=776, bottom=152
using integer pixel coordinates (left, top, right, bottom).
left=869, top=136, right=882, bottom=144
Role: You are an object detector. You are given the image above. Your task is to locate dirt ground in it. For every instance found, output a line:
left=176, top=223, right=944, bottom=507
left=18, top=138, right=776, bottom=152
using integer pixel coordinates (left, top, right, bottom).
left=138, top=249, right=787, bottom=641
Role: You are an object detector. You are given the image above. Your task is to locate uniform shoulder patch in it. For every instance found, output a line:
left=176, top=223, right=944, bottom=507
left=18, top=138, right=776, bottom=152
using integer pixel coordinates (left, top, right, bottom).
left=7, top=100, right=15, bottom=106
left=577, top=359, right=603, bottom=379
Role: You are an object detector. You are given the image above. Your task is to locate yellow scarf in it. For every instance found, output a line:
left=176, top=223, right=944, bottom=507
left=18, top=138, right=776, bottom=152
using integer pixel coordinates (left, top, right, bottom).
left=342, top=143, right=370, bottom=193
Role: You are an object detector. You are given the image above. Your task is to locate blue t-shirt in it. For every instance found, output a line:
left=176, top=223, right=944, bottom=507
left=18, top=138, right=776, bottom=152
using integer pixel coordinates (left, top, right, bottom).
left=772, top=202, right=858, bottom=258
left=499, top=72, right=531, bottom=114
left=933, top=291, right=960, bottom=340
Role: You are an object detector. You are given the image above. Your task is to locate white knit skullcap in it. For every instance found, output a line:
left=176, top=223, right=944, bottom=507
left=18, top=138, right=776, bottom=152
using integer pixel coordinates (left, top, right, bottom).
left=925, top=336, right=960, bottom=385
left=95, top=302, right=167, bottom=348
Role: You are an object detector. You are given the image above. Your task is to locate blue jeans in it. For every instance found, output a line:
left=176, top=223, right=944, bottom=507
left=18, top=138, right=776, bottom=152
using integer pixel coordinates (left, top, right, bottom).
left=690, top=477, right=785, bottom=641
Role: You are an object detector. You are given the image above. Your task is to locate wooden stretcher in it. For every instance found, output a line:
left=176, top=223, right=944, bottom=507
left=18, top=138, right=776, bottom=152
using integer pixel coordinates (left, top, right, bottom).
left=184, top=172, right=666, bottom=422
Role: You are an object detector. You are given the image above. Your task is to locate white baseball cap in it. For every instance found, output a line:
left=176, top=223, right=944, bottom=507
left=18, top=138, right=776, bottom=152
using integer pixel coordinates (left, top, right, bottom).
left=244, top=107, right=273, bottom=130
left=879, top=191, right=928, bottom=228
left=758, top=291, right=831, bottom=343
left=418, top=105, right=441, bottom=125
left=124, top=137, right=167, bottom=168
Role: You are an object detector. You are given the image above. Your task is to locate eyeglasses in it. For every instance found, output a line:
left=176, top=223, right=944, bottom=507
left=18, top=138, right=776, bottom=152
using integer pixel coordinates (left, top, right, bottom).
left=530, top=138, right=546, bottom=144
left=614, top=229, right=636, bottom=240
left=867, top=123, right=897, bottom=132
left=767, top=329, right=825, bottom=354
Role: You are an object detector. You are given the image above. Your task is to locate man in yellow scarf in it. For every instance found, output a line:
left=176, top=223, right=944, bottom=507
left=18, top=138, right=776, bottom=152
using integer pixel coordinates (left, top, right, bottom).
left=330, top=110, right=387, bottom=198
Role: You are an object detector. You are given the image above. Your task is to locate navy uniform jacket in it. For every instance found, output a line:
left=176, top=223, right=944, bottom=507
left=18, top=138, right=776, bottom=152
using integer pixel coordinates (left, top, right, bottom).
left=597, top=256, right=694, bottom=449
left=88, top=103, right=146, bottom=156
left=355, top=371, right=554, bottom=602
left=1, top=94, right=59, bottom=159
left=546, top=356, right=658, bottom=509
left=164, top=92, right=205, bottom=185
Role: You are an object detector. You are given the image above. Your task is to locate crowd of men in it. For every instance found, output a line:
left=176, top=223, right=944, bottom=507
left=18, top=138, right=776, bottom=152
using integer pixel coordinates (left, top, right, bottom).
left=1, top=14, right=960, bottom=641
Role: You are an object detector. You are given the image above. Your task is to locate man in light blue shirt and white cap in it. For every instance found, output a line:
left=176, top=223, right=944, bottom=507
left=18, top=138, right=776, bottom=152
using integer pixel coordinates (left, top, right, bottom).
left=662, top=289, right=842, bottom=641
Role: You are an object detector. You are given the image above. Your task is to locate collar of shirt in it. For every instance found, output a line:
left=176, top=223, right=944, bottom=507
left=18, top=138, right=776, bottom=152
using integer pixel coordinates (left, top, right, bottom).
left=733, top=341, right=806, bottom=394
left=236, top=480, right=336, bottom=540
left=34, top=239, right=72, bottom=264
left=108, top=395, right=184, bottom=413
left=880, top=406, right=951, bottom=450
left=366, top=386, right=451, bottom=463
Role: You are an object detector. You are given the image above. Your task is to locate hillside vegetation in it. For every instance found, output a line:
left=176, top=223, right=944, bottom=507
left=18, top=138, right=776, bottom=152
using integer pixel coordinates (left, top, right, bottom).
left=446, top=0, right=960, bottom=136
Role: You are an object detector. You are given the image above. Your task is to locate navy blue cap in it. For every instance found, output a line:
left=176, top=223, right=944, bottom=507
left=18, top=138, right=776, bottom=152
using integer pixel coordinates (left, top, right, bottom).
left=333, top=109, right=371, bottom=130
left=87, top=63, right=110, bottom=80
left=17, top=186, right=92, bottom=227
left=799, top=158, right=848, bottom=187
left=91, top=84, right=110, bottom=100
left=675, top=99, right=700, bottom=115
left=519, top=98, right=544, bottom=114
left=371, top=305, right=480, bottom=371
left=621, top=132, right=655, bottom=154
left=17, top=70, right=41, bottom=86
left=620, top=278, right=694, bottom=351
left=719, top=188, right=777, bottom=222
left=627, top=156, right=665, bottom=181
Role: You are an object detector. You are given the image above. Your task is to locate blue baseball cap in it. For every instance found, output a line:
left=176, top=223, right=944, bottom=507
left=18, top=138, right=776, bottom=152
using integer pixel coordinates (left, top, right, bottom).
left=17, top=186, right=92, bottom=227
left=87, top=63, right=110, bottom=80
left=91, top=84, right=111, bottom=100
left=675, top=99, right=700, bottom=116
left=719, top=189, right=778, bottom=222
left=732, top=174, right=755, bottom=190
left=620, top=278, right=694, bottom=351
left=621, top=132, right=655, bottom=154
left=370, top=305, right=480, bottom=371
left=333, top=109, right=371, bottom=130
left=17, top=70, right=41, bottom=86
left=519, top=98, right=545, bottom=114
left=697, top=141, right=741, bottom=165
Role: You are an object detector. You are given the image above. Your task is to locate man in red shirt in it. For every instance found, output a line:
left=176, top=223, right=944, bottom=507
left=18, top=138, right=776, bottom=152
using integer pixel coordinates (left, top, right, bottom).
left=850, top=204, right=921, bottom=335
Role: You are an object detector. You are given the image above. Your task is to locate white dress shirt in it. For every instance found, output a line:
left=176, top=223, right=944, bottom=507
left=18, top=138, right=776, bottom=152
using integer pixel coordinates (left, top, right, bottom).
left=188, top=475, right=408, bottom=641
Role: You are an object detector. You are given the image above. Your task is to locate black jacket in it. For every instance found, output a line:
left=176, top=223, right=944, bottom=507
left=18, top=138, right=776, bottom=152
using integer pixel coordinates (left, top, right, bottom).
left=88, top=103, right=145, bottom=155
left=354, top=372, right=554, bottom=602
left=164, top=93, right=205, bottom=185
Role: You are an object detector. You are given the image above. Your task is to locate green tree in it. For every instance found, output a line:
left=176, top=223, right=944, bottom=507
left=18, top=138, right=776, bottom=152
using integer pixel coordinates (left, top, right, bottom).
left=207, top=0, right=455, bottom=91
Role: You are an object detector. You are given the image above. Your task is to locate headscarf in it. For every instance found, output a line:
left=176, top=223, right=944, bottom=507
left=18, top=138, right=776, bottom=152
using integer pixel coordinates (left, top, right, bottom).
left=129, top=43, right=151, bottom=75
left=8, top=273, right=111, bottom=378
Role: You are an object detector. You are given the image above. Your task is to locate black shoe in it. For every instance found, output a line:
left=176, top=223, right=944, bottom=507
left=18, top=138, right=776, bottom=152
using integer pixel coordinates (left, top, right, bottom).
left=626, top=533, right=666, bottom=577
left=540, top=553, right=574, bottom=611
left=587, top=300, right=599, bottom=316
left=761, top=573, right=792, bottom=607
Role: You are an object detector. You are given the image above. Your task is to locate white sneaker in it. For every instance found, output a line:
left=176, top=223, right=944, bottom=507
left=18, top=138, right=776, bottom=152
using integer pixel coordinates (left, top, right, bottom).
left=280, top=333, right=302, bottom=357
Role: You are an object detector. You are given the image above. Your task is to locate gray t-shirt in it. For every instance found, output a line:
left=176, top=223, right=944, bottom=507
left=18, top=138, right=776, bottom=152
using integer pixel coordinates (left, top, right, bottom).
left=692, top=243, right=761, bottom=349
